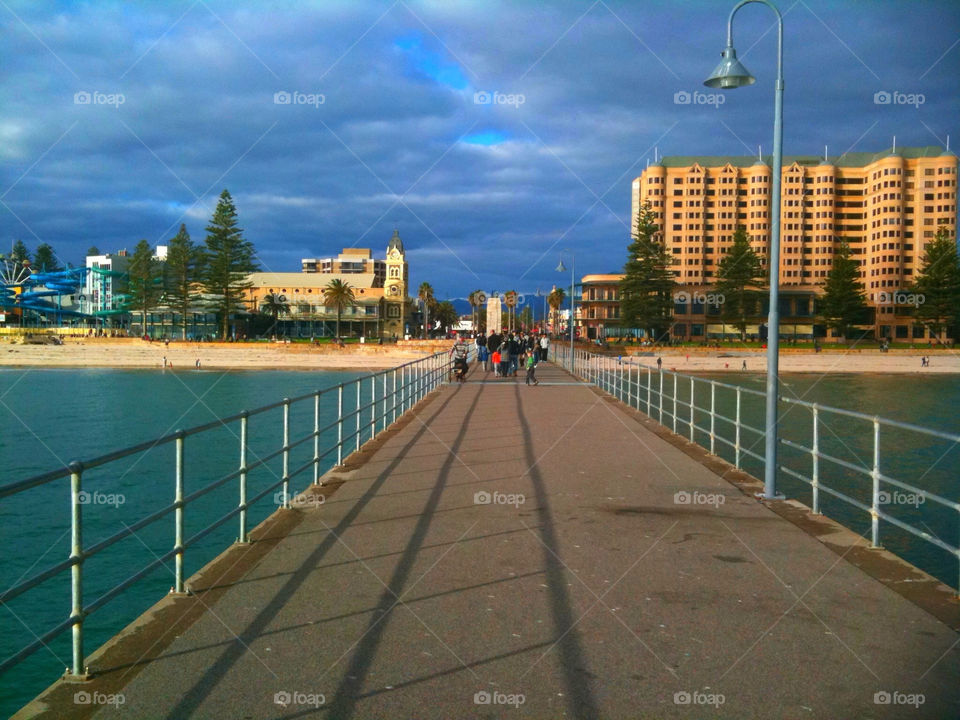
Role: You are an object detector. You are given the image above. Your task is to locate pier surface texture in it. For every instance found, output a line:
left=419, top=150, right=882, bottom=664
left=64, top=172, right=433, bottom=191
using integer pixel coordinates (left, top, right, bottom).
left=21, top=362, right=959, bottom=720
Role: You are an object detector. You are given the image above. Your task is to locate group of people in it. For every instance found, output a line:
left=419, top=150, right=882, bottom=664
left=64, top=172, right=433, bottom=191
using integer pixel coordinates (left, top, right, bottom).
left=450, top=330, right=551, bottom=386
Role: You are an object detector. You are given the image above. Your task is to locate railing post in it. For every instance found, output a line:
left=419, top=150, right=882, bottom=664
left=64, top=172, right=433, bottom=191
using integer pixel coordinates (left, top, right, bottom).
left=68, top=461, right=85, bottom=678
left=313, top=393, right=320, bottom=484
left=392, top=369, right=397, bottom=424
left=672, top=374, right=678, bottom=433
left=646, top=367, right=651, bottom=415
left=709, top=381, right=716, bottom=455
left=282, top=399, right=291, bottom=508
left=370, top=375, right=376, bottom=440
left=689, top=377, right=695, bottom=442
left=382, top=372, right=388, bottom=433
left=658, top=369, right=664, bottom=424
left=174, top=432, right=186, bottom=589
left=811, top=405, right=820, bottom=514
left=401, top=366, right=406, bottom=414
left=239, top=413, right=248, bottom=540
left=337, top=385, right=343, bottom=465
left=871, top=417, right=881, bottom=548
left=735, top=387, right=742, bottom=469
left=355, top=382, right=361, bottom=452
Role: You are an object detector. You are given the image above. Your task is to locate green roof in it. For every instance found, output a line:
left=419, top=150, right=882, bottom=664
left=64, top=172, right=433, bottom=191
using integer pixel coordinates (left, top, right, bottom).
left=656, top=146, right=948, bottom=169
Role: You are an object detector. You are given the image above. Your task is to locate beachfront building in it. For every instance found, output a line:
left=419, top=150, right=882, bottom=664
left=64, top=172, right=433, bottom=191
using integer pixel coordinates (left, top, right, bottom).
left=245, top=231, right=409, bottom=338
left=630, top=145, right=957, bottom=341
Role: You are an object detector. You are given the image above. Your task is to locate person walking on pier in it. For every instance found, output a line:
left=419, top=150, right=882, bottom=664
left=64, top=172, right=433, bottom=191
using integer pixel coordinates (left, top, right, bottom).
left=476, top=332, right=488, bottom=371
left=539, top=333, right=549, bottom=361
left=525, top=351, right=539, bottom=386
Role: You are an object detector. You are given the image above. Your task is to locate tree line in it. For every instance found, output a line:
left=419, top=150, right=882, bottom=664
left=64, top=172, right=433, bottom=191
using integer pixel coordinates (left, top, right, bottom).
left=619, top=202, right=960, bottom=343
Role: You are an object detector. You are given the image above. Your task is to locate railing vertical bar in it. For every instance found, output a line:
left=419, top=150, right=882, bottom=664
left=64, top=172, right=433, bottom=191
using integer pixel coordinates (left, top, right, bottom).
left=811, top=405, right=820, bottom=514
left=392, top=369, right=397, bottom=424
left=313, top=393, right=320, bottom=484
left=370, top=375, right=376, bottom=442
left=672, top=374, right=678, bottom=433
left=337, top=385, right=343, bottom=466
left=658, top=369, right=664, bottom=424
left=735, top=387, right=742, bottom=469
left=175, top=433, right=185, bottom=589
left=355, top=382, right=361, bottom=452
left=282, top=399, right=290, bottom=508
left=689, top=377, right=695, bottom=442
left=709, top=381, right=716, bottom=455
left=239, top=413, right=248, bottom=540
left=871, top=418, right=881, bottom=548
left=69, top=462, right=84, bottom=677
left=647, top=367, right=651, bottom=415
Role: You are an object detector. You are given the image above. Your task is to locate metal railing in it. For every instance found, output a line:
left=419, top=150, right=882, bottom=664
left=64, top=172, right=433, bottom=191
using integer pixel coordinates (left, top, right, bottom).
left=554, top=344, right=960, bottom=594
left=0, top=350, right=457, bottom=679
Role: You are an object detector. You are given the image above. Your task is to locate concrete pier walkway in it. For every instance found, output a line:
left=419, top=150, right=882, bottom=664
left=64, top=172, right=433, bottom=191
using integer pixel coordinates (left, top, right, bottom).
left=25, top=361, right=958, bottom=719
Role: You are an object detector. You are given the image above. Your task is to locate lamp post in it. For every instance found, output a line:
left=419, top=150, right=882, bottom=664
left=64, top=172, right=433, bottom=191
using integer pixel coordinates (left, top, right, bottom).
left=555, top=251, right=575, bottom=372
left=704, top=0, right=784, bottom=500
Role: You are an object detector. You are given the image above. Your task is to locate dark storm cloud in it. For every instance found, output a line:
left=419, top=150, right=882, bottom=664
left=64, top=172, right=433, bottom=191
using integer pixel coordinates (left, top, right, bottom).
left=1, top=0, right=957, bottom=296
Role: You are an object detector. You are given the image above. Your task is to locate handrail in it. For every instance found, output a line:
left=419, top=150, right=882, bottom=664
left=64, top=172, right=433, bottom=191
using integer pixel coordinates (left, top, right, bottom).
left=554, top=344, right=960, bottom=594
left=0, top=349, right=455, bottom=679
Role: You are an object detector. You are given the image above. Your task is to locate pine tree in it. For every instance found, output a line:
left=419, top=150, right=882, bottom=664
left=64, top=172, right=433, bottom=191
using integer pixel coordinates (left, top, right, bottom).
left=201, top=190, right=259, bottom=339
left=714, top=226, right=766, bottom=341
left=86, top=246, right=101, bottom=257
left=912, top=227, right=960, bottom=341
left=10, top=240, right=30, bottom=265
left=164, top=224, right=202, bottom=339
left=128, top=239, right=161, bottom=334
left=619, top=202, right=675, bottom=342
left=819, top=242, right=867, bottom=342
left=33, top=243, right=61, bottom=272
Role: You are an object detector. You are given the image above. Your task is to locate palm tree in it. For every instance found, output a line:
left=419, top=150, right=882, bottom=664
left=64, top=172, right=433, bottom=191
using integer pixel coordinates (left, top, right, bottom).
left=324, top=279, right=356, bottom=339
left=260, top=292, right=290, bottom=335
left=548, top=287, right=566, bottom=333
left=418, top=282, right=435, bottom=338
left=504, top=290, right=518, bottom=332
left=468, top=289, right=484, bottom=333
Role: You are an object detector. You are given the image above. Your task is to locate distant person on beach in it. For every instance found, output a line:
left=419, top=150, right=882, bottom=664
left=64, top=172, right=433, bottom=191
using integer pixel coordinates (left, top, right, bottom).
left=656, top=357, right=662, bottom=371
left=196, top=359, right=201, bottom=368
left=742, top=360, right=747, bottom=371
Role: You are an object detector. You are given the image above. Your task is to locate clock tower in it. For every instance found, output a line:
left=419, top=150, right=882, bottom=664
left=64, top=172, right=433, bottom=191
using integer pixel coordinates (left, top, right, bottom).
left=383, top=229, right=408, bottom=337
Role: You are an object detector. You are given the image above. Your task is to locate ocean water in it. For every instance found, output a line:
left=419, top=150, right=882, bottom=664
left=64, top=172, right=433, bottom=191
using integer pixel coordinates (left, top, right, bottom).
left=1, top=367, right=958, bottom=716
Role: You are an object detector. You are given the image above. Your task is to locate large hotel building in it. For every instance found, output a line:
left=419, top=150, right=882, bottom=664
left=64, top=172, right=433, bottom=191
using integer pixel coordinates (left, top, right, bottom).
left=581, top=146, right=956, bottom=342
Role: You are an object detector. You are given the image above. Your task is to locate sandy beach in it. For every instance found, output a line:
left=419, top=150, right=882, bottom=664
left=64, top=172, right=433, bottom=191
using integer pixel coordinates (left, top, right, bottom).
left=1, top=338, right=958, bottom=374
left=622, top=349, right=960, bottom=374
left=0, top=338, right=447, bottom=371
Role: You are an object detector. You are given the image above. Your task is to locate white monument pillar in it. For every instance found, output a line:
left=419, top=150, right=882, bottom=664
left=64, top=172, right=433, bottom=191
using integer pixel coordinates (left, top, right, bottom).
left=485, top=296, right=502, bottom=334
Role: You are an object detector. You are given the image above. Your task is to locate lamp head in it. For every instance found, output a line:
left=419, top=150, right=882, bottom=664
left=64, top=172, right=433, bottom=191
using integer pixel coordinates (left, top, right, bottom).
left=555, top=260, right=567, bottom=273
left=704, top=46, right=755, bottom=89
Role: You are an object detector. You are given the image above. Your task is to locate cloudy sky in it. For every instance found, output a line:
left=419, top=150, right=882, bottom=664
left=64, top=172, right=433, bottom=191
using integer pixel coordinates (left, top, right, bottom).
left=2, top=0, right=957, bottom=301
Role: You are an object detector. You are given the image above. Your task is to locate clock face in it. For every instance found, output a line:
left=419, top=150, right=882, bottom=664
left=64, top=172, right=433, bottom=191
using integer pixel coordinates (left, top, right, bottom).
left=389, top=285, right=400, bottom=296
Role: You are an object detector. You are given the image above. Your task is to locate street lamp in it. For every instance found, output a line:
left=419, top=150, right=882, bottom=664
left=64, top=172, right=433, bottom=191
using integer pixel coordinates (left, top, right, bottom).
left=705, top=0, right=784, bottom=500
left=555, top=250, right=575, bottom=372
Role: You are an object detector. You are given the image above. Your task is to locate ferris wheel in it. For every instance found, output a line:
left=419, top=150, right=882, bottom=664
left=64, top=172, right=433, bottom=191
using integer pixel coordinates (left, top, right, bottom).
left=0, top=258, right=32, bottom=289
